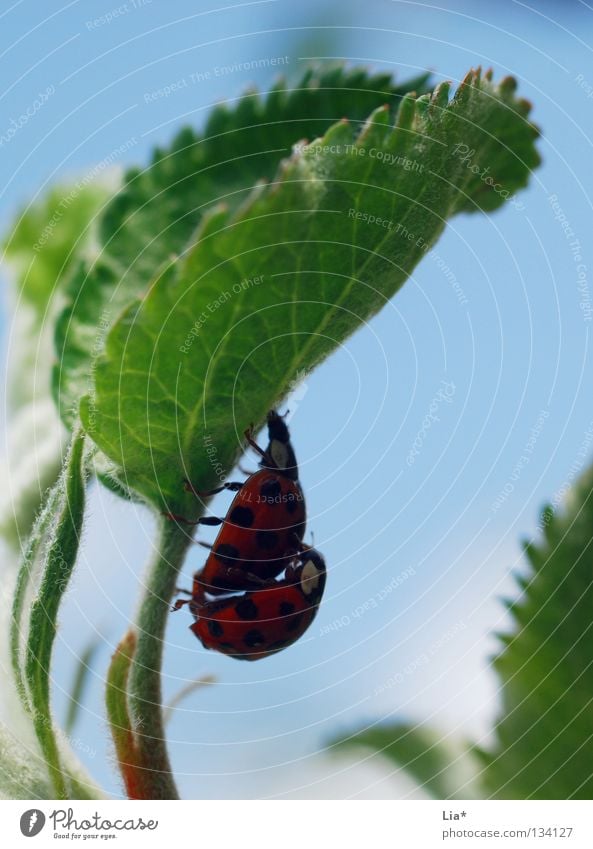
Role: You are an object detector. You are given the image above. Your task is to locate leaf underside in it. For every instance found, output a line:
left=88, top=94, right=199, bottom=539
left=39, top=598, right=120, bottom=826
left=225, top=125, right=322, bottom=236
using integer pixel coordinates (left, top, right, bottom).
left=79, top=68, right=540, bottom=510
left=54, top=65, right=432, bottom=427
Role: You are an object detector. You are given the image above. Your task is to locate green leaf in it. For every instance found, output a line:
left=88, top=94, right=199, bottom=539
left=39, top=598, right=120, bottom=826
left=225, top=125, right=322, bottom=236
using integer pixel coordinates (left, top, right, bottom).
left=105, top=630, right=146, bottom=799
left=332, top=723, right=479, bottom=799
left=163, top=674, right=216, bottom=725
left=53, top=65, right=432, bottom=426
left=81, top=69, right=540, bottom=509
left=478, top=467, right=593, bottom=799
left=64, top=636, right=101, bottom=735
left=0, top=181, right=109, bottom=548
left=0, top=400, right=64, bottom=551
left=3, top=182, right=108, bottom=318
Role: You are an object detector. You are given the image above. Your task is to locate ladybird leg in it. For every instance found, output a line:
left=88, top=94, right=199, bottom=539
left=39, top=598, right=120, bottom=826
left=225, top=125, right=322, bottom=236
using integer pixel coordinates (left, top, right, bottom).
left=163, top=513, right=224, bottom=527
left=171, top=585, right=193, bottom=612
left=226, top=568, right=274, bottom=588
left=279, top=531, right=303, bottom=560
left=163, top=512, right=195, bottom=525
left=243, top=426, right=270, bottom=462
left=283, top=562, right=300, bottom=587
left=196, top=540, right=213, bottom=550
left=183, top=479, right=244, bottom=499
left=192, top=575, right=213, bottom=605
left=197, top=567, right=273, bottom=595
left=198, top=516, right=225, bottom=526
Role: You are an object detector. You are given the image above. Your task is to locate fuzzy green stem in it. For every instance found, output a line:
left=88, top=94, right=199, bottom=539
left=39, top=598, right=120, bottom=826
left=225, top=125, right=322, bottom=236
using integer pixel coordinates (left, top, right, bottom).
left=10, top=483, right=61, bottom=708
left=25, top=427, right=87, bottom=799
left=127, top=516, right=194, bottom=799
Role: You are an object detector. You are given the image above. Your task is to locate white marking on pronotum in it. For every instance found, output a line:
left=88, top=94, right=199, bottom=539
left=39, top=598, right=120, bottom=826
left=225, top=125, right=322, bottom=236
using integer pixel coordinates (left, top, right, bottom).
left=300, top=560, right=321, bottom=595
left=270, top=439, right=289, bottom=470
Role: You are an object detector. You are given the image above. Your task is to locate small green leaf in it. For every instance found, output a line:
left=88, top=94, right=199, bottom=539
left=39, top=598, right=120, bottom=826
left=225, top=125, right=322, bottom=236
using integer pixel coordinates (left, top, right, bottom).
left=163, top=675, right=216, bottom=725
left=3, top=182, right=108, bottom=317
left=478, top=466, right=593, bottom=799
left=106, top=630, right=146, bottom=799
left=332, top=723, right=479, bottom=799
left=0, top=400, right=64, bottom=550
left=0, top=181, right=109, bottom=547
left=64, top=637, right=101, bottom=735
left=53, top=65, right=431, bottom=426
left=81, top=70, right=540, bottom=509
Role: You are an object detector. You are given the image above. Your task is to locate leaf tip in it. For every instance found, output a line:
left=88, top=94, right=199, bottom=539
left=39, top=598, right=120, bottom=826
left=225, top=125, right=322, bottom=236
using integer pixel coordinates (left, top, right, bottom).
left=430, top=81, right=451, bottom=110
left=395, top=92, right=417, bottom=129
left=499, top=75, right=519, bottom=96
left=358, top=104, right=391, bottom=145
left=117, top=629, right=137, bottom=660
left=460, top=68, right=475, bottom=88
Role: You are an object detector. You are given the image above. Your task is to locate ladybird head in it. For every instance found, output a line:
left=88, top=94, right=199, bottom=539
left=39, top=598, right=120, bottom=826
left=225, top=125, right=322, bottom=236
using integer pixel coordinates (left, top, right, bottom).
left=262, top=409, right=299, bottom=480
left=296, top=548, right=326, bottom=604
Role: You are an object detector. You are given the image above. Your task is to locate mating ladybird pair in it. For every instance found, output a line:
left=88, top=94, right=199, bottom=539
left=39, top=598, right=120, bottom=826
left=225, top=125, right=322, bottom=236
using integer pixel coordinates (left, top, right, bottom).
left=169, top=411, right=326, bottom=661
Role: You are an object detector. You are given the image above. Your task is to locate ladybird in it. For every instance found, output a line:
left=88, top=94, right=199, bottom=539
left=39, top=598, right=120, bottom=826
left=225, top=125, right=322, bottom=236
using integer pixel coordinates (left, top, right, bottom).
left=188, top=546, right=327, bottom=661
left=167, top=411, right=306, bottom=600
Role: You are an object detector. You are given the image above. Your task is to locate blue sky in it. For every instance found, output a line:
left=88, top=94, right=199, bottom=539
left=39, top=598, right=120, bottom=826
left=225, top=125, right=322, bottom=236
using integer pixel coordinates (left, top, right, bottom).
left=1, top=0, right=592, bottom=798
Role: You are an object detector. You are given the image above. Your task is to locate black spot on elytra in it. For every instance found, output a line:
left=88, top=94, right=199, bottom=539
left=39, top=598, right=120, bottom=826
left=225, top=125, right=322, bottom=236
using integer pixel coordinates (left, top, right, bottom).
left=214, top=543, right=240, bottom=565
left=235, top=598, right=259, bottom=620
left=256, top=530, right=279, bottom=551
left=260, top=478, right=281, bottom=499
left=229, top=505, right=254, bottom=527
left=243, top=629, right=266, bottom=647
left=286, top=614, right=304, bottom=633
left=279, top=601, right=295, bottom=616
left=207, top=620, right=224, bottom=638
left=285, top=497, right=299, bottom=515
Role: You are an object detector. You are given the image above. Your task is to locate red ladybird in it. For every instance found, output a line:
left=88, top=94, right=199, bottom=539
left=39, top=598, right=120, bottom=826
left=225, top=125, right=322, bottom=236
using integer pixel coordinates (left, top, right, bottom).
left=189, top=546, right=327, bottom=661
left=168, top=411, right=306, bottom=601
